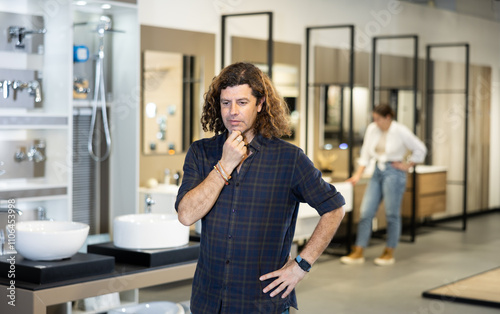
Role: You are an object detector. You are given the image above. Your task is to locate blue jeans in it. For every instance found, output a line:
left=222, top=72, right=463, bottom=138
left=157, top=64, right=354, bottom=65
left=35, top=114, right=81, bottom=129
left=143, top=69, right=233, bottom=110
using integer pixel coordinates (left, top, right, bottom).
left=282, top=309, right=289, bottom=314
left=355, top=163, right=407, bottom=248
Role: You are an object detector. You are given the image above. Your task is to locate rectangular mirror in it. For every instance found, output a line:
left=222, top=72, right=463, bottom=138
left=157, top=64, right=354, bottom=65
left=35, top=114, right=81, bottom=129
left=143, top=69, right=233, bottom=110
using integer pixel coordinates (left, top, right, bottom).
left=315, top=84, right=369, bottom=179
left=142, top=50, right=203, bottom=155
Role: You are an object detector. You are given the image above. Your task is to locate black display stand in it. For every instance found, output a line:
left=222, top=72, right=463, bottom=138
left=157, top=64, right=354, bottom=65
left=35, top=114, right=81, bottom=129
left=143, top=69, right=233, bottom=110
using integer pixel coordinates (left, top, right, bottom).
left=305, top=24, right=355, bottom=253
left=425, top=43, right=470, bottom=231
left=371, top=34, right=419, bottom=242
left=0, top=253, right=115, bottom=284
left=88, top=242, right=200, bottom=268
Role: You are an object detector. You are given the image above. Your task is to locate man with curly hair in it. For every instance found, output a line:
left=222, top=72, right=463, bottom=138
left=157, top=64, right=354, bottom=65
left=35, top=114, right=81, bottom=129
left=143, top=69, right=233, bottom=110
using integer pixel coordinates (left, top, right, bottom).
left=176, top=62, right=345, bottom=314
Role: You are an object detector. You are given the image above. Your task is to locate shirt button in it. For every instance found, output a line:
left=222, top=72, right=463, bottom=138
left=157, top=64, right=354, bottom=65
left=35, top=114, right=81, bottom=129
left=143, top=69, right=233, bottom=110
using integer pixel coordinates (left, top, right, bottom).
left=236, top=182, right=239, bottom=187
left=228, top=234, right=232, bottom=239
left=232, top=209, right=235, bottom=213
left=226, top=260, right=230, bottom=264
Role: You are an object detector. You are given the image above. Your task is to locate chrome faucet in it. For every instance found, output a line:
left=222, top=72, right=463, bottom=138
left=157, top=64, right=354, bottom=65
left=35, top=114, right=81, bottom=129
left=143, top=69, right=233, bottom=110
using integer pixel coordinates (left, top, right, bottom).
left=8, top=26, right=47, bottom=49
left=37, top=206, right=52, bottom=220
left=0, top=206, right=23, bottom=216
left=74, top=77, right=91, bottom=95
left=27, top=140, right=46, bottom=163
left=144, top=194, right=155, bottom=213
left=0, top=80, right=10, bottom=99
left=14, top=140, right=46, bottom=163
left=12, top=80, right=42, bottom=102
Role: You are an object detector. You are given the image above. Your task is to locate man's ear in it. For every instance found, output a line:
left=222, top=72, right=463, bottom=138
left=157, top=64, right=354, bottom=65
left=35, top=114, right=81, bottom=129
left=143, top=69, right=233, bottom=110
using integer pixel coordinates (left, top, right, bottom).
left=257, top=97, right=265, bottom=112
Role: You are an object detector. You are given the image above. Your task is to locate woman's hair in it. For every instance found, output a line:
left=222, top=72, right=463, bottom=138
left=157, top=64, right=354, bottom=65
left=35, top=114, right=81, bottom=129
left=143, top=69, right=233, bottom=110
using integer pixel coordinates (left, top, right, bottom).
left=201, top=62, right=291, bottom=138
left=373, top=104, right=395, bottom=118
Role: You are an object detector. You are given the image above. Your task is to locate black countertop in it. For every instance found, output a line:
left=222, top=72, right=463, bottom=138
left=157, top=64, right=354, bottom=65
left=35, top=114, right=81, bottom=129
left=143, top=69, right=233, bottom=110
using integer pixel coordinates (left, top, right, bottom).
left=0, top=242, right=200, bottom=291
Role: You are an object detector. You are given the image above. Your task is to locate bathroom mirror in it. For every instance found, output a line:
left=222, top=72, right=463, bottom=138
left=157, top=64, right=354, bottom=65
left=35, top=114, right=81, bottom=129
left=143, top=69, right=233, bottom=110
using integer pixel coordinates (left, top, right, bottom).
left=315, top=84, right=369, bottom=178
left=320, top=85, right=370, bottom=148
left=142, top=50, right=203, bottom=155
left=311, top=46, right=371, bottom=179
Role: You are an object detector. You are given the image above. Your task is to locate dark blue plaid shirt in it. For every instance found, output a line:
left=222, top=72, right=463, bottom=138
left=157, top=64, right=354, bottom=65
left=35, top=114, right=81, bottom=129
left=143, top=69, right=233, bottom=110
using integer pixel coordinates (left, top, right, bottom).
left=176, top=132, right=345, bottom=314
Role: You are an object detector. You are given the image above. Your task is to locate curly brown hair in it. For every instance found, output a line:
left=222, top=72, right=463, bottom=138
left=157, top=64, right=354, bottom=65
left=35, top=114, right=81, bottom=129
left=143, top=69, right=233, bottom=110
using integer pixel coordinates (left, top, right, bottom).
left=201, top=62, right=291, bottom=138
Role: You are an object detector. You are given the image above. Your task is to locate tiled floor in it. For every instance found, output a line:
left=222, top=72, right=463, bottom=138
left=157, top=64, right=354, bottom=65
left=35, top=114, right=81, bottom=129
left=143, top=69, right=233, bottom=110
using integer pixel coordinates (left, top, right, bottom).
left=139, top=211, right=500, bottom=313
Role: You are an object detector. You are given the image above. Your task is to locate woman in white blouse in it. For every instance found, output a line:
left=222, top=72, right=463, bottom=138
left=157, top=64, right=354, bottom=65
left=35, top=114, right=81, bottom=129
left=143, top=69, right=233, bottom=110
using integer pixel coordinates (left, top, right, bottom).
left=340, top=104, right=427, bottom=266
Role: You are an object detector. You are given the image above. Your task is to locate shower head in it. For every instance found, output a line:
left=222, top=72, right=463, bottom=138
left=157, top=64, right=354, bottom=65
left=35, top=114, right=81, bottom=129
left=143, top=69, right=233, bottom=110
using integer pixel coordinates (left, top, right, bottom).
left=96, top=16, right=112, bottom=35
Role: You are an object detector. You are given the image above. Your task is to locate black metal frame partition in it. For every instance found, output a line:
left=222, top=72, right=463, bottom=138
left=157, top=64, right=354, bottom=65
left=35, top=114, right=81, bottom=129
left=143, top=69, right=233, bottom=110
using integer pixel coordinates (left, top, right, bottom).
left=221, top=12, right=273, bottom=78
left=425, top=43, right=470, bottom=231
left=305, top=25, right=355, bottom=252
left=371, top=34, right=419, bottom=242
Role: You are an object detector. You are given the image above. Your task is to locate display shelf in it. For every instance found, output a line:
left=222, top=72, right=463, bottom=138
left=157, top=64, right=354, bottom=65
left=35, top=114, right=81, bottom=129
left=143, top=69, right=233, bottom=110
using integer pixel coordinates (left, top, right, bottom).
left=72, top=99, right=113, bottom=108
left=0, top=178, right=67, bottom=191
left=0, top=111, right=69, bottom=129
left=2, top=194, right=68, bottom=203
left=0, top=178, right=68, bottom=201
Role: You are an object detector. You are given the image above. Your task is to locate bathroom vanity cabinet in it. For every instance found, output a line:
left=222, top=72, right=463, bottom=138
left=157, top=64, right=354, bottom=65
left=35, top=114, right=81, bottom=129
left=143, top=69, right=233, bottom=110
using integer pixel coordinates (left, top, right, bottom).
left=0, top=260, right=196, bottom=314
left=402, top=166, right=447, bottom=218
left=350, top=166, right=448, bottom=231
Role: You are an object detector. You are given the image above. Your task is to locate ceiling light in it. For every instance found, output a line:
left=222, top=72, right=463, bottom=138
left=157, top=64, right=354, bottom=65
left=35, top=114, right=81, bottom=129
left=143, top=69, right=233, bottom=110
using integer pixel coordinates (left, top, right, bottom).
left=75, top=1, right=87, bottom=5
left=101, top=4, right=112, bottom=9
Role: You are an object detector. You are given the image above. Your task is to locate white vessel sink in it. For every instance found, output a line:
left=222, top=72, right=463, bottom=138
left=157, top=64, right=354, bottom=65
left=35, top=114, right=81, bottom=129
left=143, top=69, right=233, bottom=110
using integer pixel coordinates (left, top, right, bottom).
left=15, top=221, right=89, bottom=261
left=414, top=165, right=447, bottom=173
left=113, top=213, right=189, bottom=250
left=109, top=301, right=185, bottom=314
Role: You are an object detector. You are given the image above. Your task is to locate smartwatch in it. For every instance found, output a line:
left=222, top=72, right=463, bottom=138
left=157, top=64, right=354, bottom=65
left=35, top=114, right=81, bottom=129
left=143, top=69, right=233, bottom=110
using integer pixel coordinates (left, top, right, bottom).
left=294, top=255, right=311, bottom=272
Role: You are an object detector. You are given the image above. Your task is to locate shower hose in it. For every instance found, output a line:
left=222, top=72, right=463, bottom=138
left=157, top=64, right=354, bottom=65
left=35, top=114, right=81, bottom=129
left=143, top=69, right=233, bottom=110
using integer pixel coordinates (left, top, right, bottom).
left=88, top=40, right=111, bottom=162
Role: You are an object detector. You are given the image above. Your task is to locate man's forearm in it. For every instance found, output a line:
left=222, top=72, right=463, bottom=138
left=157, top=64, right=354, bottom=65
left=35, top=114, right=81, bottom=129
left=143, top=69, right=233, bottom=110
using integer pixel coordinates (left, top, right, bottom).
left=177, top=168, right=226, bottom=226
left=299, top=206, right=345, bottom=265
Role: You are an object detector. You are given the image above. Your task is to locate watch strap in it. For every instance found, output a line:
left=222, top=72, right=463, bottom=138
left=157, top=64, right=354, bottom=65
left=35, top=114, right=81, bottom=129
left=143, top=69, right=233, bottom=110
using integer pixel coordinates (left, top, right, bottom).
left=295, top=255, right=311, bottom=272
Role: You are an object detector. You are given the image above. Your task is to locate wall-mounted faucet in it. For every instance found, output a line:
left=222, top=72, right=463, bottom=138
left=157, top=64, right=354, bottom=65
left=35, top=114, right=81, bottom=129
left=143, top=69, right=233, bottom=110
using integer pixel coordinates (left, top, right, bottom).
left=144, top=194, right=155, bottom=213
left=0, top=80, right=10, bottom=99
left=8, top=26, right=46, bottom=49
left=36, top=206, right=52, bottom=220
left=173, top=171, right=182, bottom=186
left=14, top=139, right=46, bottom=163
left=12, top=80, right=42, bottom=102
left=0, top=205, right=23, bottom=216
left=156, top=116, right=167, bottom=141
left=0, top=79, right=41, bottom=102
left=73, top=77, right=91, bottom=96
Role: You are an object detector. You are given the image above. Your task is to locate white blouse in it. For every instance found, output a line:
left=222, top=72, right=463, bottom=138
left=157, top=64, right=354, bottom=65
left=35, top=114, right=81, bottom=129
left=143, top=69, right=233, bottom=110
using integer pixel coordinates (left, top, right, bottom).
left=358, top=121, right=427, bottom=168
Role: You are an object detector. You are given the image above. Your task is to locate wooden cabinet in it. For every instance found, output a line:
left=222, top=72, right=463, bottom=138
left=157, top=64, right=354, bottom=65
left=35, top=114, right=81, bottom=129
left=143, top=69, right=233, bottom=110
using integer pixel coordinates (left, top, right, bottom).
left=352, top=181, right=388, bottom=229
left=402, top=171, right=447, bottom=218
left=350, top=170, right=447, bottom=232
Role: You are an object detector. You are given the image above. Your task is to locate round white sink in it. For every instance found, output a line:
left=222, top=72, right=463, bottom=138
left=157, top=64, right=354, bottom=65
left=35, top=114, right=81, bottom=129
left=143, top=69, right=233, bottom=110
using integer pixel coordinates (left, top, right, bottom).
left=109, top=301, right=184, bottom=314
left=15, top=221, right=89, bottom=261
left=113, top=213, right=189, bottom=250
